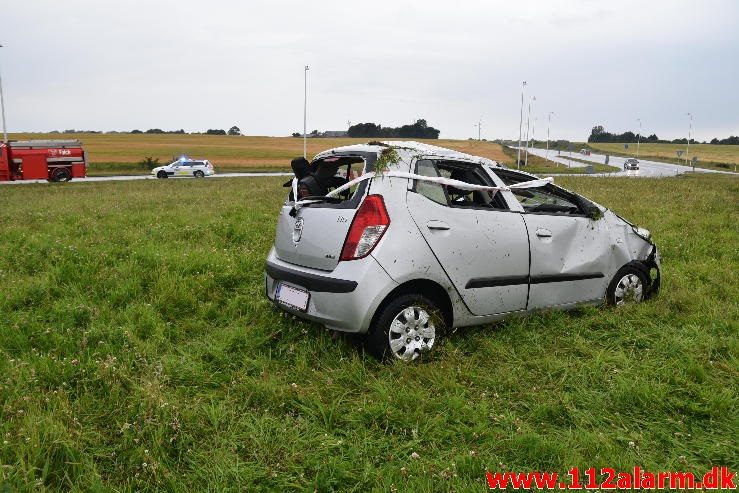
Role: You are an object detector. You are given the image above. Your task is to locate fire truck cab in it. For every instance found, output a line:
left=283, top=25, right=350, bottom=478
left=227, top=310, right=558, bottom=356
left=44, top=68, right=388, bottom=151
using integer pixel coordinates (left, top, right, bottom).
left=0, top=140, right=87, bottom=182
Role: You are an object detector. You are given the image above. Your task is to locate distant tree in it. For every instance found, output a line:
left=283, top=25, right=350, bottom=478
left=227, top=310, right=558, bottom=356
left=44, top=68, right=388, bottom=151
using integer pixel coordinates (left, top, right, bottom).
left=590, top=125, right=605, bottom=138
left=710, top=135, right=739, bottom=145
left=206, top=129, right=227, bottom=135
left=310, top=129, right=319, bottom=136
left=138, top=156, right=160, bottom=170
left=646, top=133, right=659, bottom=142
left=171, top=129, right=185, bottom=134
left=347, top=119, right=440, bottom=139
left=131, top=129, right=143, bottom=134
left=291, top=132, right=301, bottom=137
left=228, top=126, right=241, bottom=136
left=146, top=128, right=164, bottom=134
left=348, top=122, right=383, bottom=138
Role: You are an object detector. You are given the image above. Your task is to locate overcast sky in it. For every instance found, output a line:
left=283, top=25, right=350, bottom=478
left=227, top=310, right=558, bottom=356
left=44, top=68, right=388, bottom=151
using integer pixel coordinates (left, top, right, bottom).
left=2, top=0, right=738, bottom=141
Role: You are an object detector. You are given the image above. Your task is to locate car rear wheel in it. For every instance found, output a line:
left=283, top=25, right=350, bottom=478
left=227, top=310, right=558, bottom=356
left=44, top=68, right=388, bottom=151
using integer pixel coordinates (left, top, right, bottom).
left=50, top=167, right=72, bottom=182
left=366, top=294, right=443, bottom=362
left=194, top=170, right=205, bottom=178
left=607, top=265, right=649, bottom=306
left=157, top=171, right=168, bottom=179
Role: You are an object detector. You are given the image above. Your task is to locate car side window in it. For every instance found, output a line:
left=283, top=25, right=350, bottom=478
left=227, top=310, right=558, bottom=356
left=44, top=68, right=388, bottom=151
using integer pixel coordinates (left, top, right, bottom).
left=494, top=169, right=584, bottom=215
left=509, top=187, right=582, bottom=214
left=415, top=160, right=447, bottom=205
left=414, top=160, right=509, bottom=210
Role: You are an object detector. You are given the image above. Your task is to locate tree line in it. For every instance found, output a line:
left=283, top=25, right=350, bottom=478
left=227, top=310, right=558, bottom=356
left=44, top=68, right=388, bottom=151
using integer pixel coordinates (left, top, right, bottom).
left=589, top=125, right=739, bottom=145
left=48, top=126, right=243, bottom=136
left=348, top=119, right=440, bottom=139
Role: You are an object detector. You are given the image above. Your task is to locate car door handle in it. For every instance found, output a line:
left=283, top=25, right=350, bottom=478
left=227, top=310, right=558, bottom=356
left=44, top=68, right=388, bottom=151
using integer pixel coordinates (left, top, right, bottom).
left=427, top=220, right=450, bottom=231
left=536, top=228, right=552, bottom=238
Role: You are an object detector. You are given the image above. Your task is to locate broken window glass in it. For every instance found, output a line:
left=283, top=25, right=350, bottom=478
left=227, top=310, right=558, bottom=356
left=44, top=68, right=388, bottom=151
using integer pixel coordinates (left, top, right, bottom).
left=414, top=159, right=509, bottom=210
left=493, top=169, right=584, bottom=215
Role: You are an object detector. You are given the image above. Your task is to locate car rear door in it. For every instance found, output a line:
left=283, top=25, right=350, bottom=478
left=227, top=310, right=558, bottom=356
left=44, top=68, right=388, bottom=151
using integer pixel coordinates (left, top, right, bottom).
left=499, top=176, right=611, bottom=308
left=406, top=159, right=530, bottom=316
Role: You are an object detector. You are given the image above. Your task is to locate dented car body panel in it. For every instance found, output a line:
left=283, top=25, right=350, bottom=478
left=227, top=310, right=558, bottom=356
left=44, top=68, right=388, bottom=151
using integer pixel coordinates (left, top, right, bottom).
left=265, top=141, right=660, bottom=334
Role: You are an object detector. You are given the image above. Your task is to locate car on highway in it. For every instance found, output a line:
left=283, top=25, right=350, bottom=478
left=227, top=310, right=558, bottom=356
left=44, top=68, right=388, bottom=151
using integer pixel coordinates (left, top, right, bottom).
left=624, top=158, right=640, bottom=171
left=265, top=142, right=661, bottom=362
left=152, top=158, right=215, bottom=179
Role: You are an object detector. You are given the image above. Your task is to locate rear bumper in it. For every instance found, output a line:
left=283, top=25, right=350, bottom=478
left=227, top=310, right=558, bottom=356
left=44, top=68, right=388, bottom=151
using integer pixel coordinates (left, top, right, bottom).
left=264, top=248, right=397, bottom=333
left=265, top=261, right=357, bottom=293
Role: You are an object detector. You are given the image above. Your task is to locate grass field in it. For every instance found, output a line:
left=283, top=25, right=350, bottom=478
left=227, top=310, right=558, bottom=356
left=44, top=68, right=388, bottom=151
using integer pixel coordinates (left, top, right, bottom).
left=1, top=175, right=738, bottom=491
left=586, top=143, right=739, bottom=171
left=9, top=133, right=515, bottom=176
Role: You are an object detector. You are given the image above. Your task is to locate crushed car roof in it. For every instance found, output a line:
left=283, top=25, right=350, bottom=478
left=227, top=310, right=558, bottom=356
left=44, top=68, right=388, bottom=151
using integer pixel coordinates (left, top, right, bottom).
left=313, top=141, right=502, bottom=168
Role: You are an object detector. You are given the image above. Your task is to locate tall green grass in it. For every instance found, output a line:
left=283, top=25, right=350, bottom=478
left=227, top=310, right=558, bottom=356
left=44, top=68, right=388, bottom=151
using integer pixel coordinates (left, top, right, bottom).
left=1, top=175, right=737, bottom=491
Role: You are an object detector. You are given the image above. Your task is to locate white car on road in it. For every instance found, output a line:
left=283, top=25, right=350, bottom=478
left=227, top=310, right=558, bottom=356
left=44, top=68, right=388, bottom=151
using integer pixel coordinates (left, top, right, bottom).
left=152, top=159, right=215, bottom=179
left=624, top=158, right=640, bottom=171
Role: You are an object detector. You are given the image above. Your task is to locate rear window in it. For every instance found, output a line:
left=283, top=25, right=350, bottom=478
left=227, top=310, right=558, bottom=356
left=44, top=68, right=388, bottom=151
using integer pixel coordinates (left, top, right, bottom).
left=291, top=155, right=367, bottom=205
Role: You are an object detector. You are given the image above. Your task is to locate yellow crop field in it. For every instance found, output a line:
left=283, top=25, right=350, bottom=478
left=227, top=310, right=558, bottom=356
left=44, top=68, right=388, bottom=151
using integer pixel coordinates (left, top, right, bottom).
left=9, top=133, right=512, bottom=172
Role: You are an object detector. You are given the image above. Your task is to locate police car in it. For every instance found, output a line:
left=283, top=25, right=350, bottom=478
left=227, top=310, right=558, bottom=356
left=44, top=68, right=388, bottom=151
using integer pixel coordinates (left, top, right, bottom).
left=152, top=158, right=215, bottom=179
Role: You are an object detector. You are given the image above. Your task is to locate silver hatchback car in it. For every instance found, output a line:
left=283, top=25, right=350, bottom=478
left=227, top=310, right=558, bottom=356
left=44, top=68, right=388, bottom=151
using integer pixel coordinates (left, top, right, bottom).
left=265, top=142, right=660, bottom=361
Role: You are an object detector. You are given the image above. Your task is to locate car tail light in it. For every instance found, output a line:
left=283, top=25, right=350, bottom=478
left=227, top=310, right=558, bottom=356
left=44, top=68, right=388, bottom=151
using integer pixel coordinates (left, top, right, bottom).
left=340, top=195, right=390, bottom=261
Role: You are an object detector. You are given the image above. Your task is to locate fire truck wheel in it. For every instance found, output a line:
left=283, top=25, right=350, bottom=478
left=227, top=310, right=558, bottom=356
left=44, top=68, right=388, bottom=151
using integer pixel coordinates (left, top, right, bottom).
left=50, top=167, right=72, bottom=182
left=157, top=171, right=168, bottom=179
left=194, top=170, right=205, bottom=178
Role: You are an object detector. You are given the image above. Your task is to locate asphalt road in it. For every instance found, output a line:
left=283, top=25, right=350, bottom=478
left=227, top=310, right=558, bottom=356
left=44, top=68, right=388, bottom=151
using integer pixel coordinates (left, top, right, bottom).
left=0, top=171, right=293, bottom=185
left=521, top=147, right=734, bottom=177
left=3, top=153, right=735, bottom=185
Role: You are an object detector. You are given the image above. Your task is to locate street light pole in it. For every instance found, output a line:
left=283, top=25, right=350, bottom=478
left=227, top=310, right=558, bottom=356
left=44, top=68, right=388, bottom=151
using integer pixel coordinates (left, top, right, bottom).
left=303, top=65, right=309, bottom=159
left=0, top=45, right=8, bottom=143
left=686, top=112, right=692, bottom=168
left=636, top=118, right=641, bottom=159
left=517, top=81, right=526, bottom=170
left=546, top=111, right=554, bottom=165
left=524, top=96, right=535, bottom=168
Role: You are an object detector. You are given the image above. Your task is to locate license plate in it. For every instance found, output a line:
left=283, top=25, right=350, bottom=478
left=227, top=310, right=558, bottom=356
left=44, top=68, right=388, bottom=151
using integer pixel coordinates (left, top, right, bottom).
left=275, top=282, right=310, bottom=311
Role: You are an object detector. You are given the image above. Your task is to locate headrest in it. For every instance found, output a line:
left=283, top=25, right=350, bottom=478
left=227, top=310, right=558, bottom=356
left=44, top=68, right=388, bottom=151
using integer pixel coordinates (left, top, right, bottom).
left=291, top=157, right=311, bottom=180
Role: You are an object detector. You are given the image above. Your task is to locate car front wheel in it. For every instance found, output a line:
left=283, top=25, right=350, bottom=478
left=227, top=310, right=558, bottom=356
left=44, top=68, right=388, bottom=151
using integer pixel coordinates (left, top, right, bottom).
left=366, top=294, right=443, bottom=362
left=157, top=171, right=168, bottom=179
left=607, top=265, right=649, bottom=306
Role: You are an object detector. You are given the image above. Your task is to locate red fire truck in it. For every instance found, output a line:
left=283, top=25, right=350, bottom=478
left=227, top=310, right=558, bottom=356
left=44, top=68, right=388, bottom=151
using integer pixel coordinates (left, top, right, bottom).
left=0, top=140, right=87, bottom=182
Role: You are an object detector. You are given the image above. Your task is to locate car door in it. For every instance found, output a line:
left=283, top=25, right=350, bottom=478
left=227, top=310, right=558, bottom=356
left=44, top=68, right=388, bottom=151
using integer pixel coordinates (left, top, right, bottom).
left=406, top=159, right=530, bottom=316
left=177, top=162, right=192, bottom=176
left=498, top=173, right=611, bottom=309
